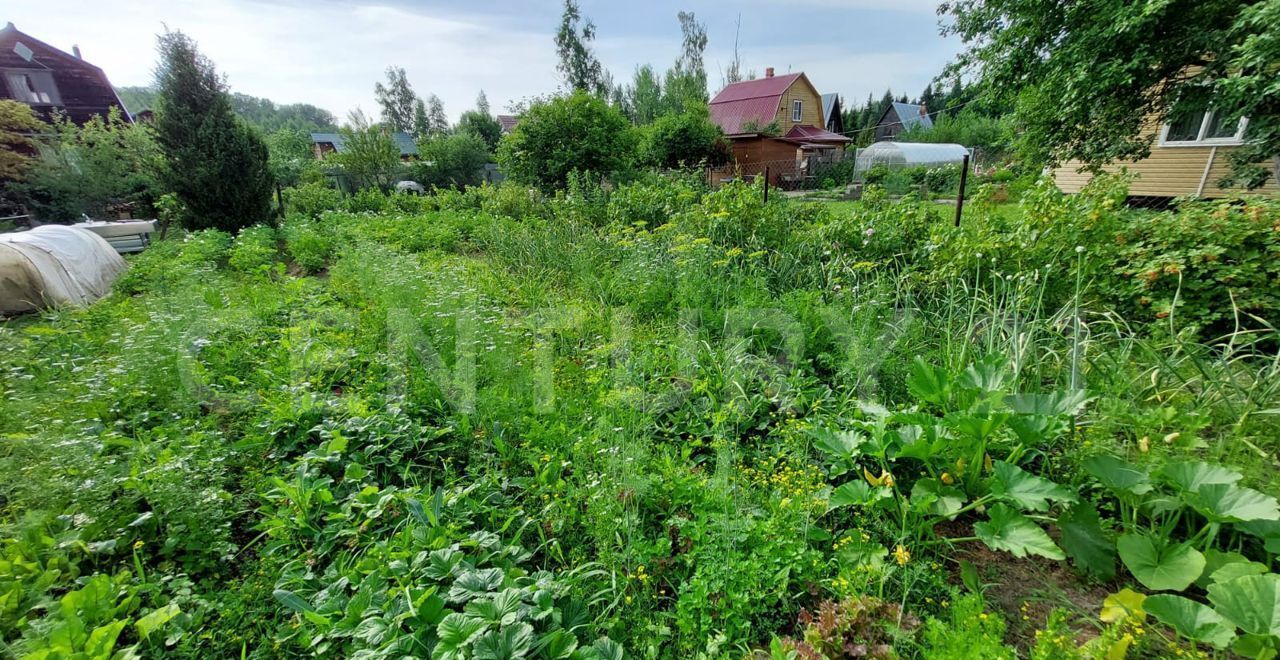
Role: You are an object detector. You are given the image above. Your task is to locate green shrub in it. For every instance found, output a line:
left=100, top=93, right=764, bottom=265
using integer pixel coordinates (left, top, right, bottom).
left=283, top=181, right=343, bottom=218
left=178, top=228, right=233, bottom=267
left=228, top=225, right=280, bottom=273
left=281, top=213, right=333, bottom=273
left=1105, top=196, right=1280, bottom=336
left=495, top=90, right=637, bottom=191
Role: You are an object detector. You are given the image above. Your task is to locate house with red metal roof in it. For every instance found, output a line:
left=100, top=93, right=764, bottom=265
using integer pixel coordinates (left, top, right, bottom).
left=0, top=22, right=129, bottom=126
left=708, top=68, right=849, bottom=187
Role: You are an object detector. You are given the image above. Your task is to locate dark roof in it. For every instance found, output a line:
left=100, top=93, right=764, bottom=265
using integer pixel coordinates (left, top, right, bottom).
left=783, top=124, right=851, bottom=144
left=709, top=72, right=805, bottom=135
left=887, top=102, right=933, bottom=131
left=497, top=115, right=519, bottom=133
left=0, top=22, right=129, bottom=125
left=821, top=93, right=838, bottom=126
left=311, top=131, right=419, bottom=157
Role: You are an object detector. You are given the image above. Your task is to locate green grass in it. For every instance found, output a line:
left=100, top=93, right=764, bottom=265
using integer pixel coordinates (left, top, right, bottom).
left=2, top=176, right=1278, bottom=658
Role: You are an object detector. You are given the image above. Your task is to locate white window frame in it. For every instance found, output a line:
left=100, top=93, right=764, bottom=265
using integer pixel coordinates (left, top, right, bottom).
left=1158, top=109, right=1249, bottom=147
left=791, top=100, right=803, bottom=122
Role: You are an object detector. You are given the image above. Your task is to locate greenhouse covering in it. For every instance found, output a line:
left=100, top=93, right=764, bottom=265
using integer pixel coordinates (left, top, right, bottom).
left=854, top=142, right=971, bottom=170
left=0, top=225, right=126, bottom=314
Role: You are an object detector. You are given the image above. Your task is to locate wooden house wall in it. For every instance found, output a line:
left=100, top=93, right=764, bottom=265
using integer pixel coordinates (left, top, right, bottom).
left=1052, top=124, right=1280, bottom=198
left=773, top=76, right=824, bottom=132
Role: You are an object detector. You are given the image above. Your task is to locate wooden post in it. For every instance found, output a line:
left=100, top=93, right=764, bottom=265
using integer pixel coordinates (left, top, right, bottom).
left=954, top=153, right=970, bottom=227
left=764, top=166, right=770, bottom=202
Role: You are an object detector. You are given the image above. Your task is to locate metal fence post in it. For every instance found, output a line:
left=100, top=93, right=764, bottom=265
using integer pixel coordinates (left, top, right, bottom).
left=954, top=153, right=970, bottom=227
left=764, top=166, right=770, bottom=202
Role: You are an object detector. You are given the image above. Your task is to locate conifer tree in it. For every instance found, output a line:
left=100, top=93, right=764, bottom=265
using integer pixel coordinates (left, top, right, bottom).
left=152, top=30, right=273, bottom=231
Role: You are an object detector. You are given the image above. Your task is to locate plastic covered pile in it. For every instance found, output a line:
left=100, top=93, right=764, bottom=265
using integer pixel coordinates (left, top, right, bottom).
left=0, top=225, right=126, bottom=314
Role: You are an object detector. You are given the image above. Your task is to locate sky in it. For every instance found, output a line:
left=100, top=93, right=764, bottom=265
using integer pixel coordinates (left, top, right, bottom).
left=6, top=0, right=961, bottom=124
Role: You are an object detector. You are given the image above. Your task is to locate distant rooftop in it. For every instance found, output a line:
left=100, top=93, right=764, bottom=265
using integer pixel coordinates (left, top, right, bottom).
left=311, top=131, right=418, bottom=157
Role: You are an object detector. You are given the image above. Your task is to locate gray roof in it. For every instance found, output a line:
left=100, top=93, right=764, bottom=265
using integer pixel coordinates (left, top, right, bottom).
left=311, top=131, right=419, bottom=157
left=890, top=102, right=933, bottom=131
left=821, top=93, right=838, bottom=125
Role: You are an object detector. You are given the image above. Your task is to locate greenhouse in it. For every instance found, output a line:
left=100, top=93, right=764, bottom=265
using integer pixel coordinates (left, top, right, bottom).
left=854, top=141, right=971, bottom=171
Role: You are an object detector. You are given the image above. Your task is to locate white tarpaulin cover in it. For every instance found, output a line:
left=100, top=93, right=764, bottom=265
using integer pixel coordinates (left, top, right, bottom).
left=0, top=225, right=127, bottom=314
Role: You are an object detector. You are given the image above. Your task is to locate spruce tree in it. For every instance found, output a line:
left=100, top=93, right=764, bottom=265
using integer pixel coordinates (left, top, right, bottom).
left=152, top=30, right=273, bottom=231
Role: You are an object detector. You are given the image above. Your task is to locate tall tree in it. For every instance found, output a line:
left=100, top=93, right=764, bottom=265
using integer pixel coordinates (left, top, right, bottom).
left=663, top=11, right=709, bottom=113
left=943, top=0, right=1280, bottom=187
left=457, top=108, right=502, bottom=152
left=554, top=0, right=607, bottom=95
left=475, top=90, right=491, bottom=116
left=152, top=30, right=273, bottom=231
left=412, top=98, right=430, bottom=138
left=626, top=65, right=664, bottom=125
left=425, top=94, right=449, bottom=136
left=374, top=66, right=418, bottom=133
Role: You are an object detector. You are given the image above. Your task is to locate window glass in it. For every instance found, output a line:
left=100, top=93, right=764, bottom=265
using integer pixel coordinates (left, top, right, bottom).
left=1164, top=109, right=1205, bottom=142
left=792, top=100, right=802, bottom=122
left=4, top=70, right=59, bottom=105
left=1204, top=111, right=1240, bottom=139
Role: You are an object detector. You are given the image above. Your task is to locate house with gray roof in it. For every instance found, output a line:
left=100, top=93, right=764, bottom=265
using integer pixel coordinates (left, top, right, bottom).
left=820, top=93, right=844, bottom=135
left=310, top=131, right=419, bottom=160
left=873, top=102, right=933, bottom=142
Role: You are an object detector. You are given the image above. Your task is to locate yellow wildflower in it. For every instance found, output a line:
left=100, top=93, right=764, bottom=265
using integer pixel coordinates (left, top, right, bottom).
left=940, top=472, right=954, bottom=485
left=893, top=544, right=911, bottom=566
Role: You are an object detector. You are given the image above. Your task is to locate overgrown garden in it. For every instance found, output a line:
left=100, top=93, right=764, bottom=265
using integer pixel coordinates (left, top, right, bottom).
left=3, top=171, right=1280, bottom=657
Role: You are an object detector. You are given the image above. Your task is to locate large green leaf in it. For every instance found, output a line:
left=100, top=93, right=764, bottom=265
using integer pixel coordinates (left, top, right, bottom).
left=1144, top=594, right=1236, bottom=649
left=135, top=602, right=181, bottom=641
left=436, top=612, right=488, bottom=659
left=473, top=622, right=534, bottom=660
left=990, top=461, right=1077, bottom=512
left=1006, top=389, right=1089, bottom=416
left=828, top=481, right=887, bottom=510
left=535, top=629, right=579, bottom=659
left=1083, top=455, right=1152, bottom=496
left=448, top=568, right=505, bottom=603
left=895, top=424, right=946, bottom=461
left=1057, top=502, right=1116, bottom=580
left=910, top=478, right=966, bottom=518
left=1006, top=414, right=1066, bottom=446
left=1156, top=461, right=1242, bottom=494
left=1197, top=549, right=1252, bottom=589
left=812, top=429, right=866, bottom=461
left=1210, top=561, right=1269, bottom=584
left=957, top=356, right=1010, bottom=395
left=907, top=357, right=949, bottom=407
left=465, top=588, right=524, bottom=626
left=1190, top=483, right=1280, bottom=523
left=273, top=588, right=315, bottom=613
left=83, top=619, right=128, bottom=659
left=946, top=411, right=1010, bottom=443
left=1117, top=534, right=1205, bottom=592
left=1207, top=574, right=1280, bottom=637
left=974, top=504, right=1065, bottom=560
